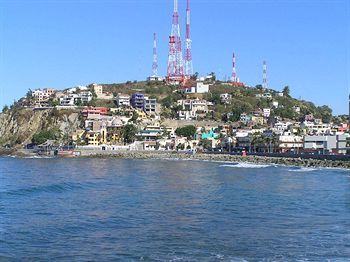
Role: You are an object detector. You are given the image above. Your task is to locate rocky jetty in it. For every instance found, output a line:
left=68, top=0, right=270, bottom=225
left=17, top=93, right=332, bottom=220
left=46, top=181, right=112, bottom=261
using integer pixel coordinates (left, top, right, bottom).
left=2, top=148, right=349, bottom=169
left=81, top=150, right=350, bottom=169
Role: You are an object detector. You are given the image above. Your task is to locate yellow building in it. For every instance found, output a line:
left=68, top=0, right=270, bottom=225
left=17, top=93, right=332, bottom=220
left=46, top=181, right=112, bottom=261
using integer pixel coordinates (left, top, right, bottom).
left=100, top=122, right=107, bottom=144
left=135, top=110, right=148, bottom=120
left=86, top=131, right=100, bottom=146
left=252, top=116, right=265, bottom=126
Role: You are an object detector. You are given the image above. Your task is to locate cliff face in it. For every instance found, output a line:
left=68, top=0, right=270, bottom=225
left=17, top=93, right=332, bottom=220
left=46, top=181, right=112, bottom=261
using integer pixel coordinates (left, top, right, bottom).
left=0, top=108, right=81, bottom=147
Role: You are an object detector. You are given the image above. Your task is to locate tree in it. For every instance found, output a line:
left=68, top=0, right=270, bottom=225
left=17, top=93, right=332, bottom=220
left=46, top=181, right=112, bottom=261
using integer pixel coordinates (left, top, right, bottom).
left=175, top=125, right=196, bottom=139
left=26, top=89, right=33, bottom=99
left=208, top=93, right=221, bottom=104
left=171, top=105, right=183, bottom=119
left=191, top=72, right=199, bottom=80
left=48, top=98, right=59, bottom=107
left=2, top=105, right=9, bottom=113
left=176, top=143, right=185, bottom=150
left=75, top=99, right=83, bottom=107
left=129, top=111, right=139, bottom=123
left=200, top=139, right=212, bottom=150
left=316, top=105, right=332, bottom=123
left=32, top=128, right=61, bottom=145
left=122, top=124, right=138, bottom=144
left=274, top=107, right=295, bottom=120
left=282, top=86, right=290, bottom=97
left=209, top=72, right=216, bottom=81
left=251, top=134, right=261, bottom=153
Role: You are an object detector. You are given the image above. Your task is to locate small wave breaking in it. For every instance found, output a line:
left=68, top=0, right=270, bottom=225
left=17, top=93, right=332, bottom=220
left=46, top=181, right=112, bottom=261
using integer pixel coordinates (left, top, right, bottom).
left=288, top=167, right=318, bottom=172
left=220, top=163, right=271, bottom=168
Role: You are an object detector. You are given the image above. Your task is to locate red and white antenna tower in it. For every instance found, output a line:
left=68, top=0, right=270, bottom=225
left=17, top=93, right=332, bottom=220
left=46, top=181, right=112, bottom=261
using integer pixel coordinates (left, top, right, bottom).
left=184, top=0, right=193, bottom=78
left=232, top=52, right=237, bottom=83
left=167, top=0, right=184, bottom=85
left=152, top=33, right=158, bottom=77
left=262, top=60, right=268, bottom=89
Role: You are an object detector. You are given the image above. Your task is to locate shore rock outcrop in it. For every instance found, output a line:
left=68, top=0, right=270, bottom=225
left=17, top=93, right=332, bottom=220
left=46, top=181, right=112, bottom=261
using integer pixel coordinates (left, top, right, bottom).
left=0, top=109, right=80, bottom=147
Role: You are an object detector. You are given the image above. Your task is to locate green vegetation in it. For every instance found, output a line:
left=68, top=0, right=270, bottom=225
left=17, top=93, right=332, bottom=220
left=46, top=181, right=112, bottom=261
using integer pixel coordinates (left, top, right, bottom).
left=2, top=105, right=9, bottom=113
left=282, top=86, right=290, bottom=97
left=199, top=139, right=212, bottom=150
left=32, top=128, right=61, bottom=145
left=129, top=111, right=139, bottom=123
left=122, top=124, right=138, bottom=144
left=0, top=79, right=342, bottom=148
left=175, top=125, right=197, bottom=139
left=89, top=81, right=335, bottom=124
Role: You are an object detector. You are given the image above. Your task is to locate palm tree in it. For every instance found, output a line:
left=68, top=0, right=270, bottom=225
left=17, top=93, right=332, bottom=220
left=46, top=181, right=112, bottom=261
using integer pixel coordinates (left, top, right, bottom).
left=251, top=133, right=261, bottom=153
left=271, top=133, right=279, bottom=153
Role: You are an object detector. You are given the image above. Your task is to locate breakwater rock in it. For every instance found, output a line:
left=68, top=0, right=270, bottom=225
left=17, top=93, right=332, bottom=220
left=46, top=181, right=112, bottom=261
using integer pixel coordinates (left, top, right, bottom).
left=80, top=150, right=350, bottom=169
left=0, top=148, right=16, bottom=156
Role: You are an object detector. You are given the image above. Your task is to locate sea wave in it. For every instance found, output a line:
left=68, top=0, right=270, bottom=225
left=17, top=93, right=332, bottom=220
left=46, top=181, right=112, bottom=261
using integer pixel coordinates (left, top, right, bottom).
left=4, top=155, right=55, bottom=159
left=288, top=167, right=318, bottom=172
left=24, top=156, right=55, bottom=159
left=220, top=163, right=272, bottom=168
left=1, top=182, right=84, bottom=197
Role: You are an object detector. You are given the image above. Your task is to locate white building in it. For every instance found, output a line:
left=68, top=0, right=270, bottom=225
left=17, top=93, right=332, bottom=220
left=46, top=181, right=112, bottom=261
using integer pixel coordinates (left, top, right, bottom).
left=263, top=108, right=271, bottom=118
left=67, top=86, right=89, bottom=94
left=256, top=93, right=272, bottom=99
left=220, top=93, right=232, bottom=104
left=60, top=94, right=79, bottom=106
left=300, top=121, right=332, bottom=135
left=115, top=93, right=130, bottom=107
left=32, top=88, right=56, bottom=106
left=148, top=76, right=164, bottom=82
left=303, top=135, right=349, bottom=154
left=272, top=101, right=279, bottom=108
left=273, top=121, right=293, bottom=134
left=60, top=91, right=92, bottom=106
left=185, top=82, right=210, bottom=94
left=278, top=132, right=303, bottom=153
left=144, top=96, right=157, bottom=115
left=177, top=98, right=211, bottom=113
left=80, top=91, right=93, bottom=103
left=178, top=111, right=197, bottom=120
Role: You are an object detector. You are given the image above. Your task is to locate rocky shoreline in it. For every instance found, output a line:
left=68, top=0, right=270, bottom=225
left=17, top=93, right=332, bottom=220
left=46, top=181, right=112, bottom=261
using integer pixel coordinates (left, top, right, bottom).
left=1, top=149, right=349, bottom=169
left=81, top=151, right=350, bottom=169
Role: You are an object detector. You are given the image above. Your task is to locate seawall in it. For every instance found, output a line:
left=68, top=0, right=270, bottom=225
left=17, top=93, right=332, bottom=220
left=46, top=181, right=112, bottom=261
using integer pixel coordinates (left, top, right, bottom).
left=79, top=150, right=350, bottom=169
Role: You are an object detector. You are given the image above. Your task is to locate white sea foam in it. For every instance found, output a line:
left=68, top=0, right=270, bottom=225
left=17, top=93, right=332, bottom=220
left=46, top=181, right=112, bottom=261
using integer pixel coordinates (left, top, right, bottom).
left=220, top=162, right=271, bottom=168
left=288, top=167, right=318, bottom=172
left=23, top=156, right=54, bottom=159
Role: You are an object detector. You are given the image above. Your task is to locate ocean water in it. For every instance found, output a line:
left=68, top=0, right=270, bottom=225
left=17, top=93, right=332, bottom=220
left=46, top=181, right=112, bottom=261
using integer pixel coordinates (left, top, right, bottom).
left=0, top=157, right=349, bottom=261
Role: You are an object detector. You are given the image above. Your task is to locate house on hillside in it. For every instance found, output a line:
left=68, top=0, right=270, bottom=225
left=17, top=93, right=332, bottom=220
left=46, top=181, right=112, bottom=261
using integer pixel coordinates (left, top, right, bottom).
left=115, top=93, right=131, bottom=107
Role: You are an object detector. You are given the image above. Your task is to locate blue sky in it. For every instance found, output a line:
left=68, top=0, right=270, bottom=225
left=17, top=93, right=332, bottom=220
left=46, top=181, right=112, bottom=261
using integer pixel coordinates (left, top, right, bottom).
left=0, top=0, right=349, bottom=114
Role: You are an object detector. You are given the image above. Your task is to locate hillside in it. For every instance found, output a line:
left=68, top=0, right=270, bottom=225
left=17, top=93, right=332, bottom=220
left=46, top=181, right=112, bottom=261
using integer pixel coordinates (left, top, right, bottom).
left=99, top=81, right=334, bottom=123
left=0, top=80, right=339, bottom=148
